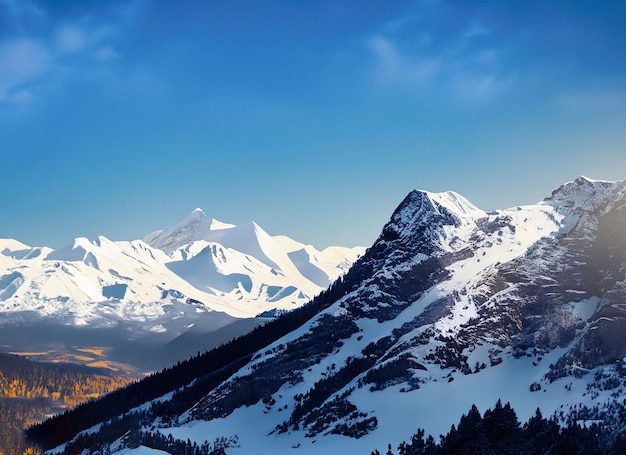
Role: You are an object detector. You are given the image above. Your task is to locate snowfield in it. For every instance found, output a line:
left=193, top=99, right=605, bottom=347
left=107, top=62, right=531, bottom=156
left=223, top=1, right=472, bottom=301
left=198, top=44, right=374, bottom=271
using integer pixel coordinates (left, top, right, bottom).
left=0, top=209, right=364, bottom=322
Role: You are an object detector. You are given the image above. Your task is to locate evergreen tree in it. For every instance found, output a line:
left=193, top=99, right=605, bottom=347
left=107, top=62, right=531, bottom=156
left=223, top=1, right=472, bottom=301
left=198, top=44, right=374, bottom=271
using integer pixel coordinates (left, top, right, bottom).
left=482, top=399, right=521, bottom=454
left=375, top=399, right=618, bottom=455
left=522, top=408, right=559, bottom=454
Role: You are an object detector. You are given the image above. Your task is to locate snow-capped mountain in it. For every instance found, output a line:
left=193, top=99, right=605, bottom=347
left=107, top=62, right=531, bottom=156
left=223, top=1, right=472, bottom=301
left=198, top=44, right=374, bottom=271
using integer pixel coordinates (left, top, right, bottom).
left=32, top=177, right=626, bottom=454
left=0, top=210, right=364, bottom=372
left=0, top=209, right=363, bottom=322
left=143, top=208, right=237, bottom=253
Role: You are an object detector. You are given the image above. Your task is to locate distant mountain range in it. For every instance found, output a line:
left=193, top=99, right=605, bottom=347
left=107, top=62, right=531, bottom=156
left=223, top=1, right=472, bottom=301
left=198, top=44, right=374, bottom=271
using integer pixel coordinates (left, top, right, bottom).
left=28, top=176, right=626, bottom=454
left=0, top=210, right=363, bottom=372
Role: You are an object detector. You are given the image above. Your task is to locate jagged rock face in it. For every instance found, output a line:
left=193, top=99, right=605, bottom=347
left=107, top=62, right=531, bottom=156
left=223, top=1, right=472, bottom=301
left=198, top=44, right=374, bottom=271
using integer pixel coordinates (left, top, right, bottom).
left=399, top=178, right=626, bottom=379
left=482, top=179, right=626, bottom=370
left=191, top=178, right=626, bottom=437
left=343, top=190, right=482, bottom=322
left=404, top=180, right=624, bottom=361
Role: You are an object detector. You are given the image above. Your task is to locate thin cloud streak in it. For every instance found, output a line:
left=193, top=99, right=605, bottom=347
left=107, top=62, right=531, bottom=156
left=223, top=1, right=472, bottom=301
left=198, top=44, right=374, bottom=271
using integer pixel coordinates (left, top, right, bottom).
left=368, top=35, right=441, bottom=88
left=0, top=1, right=147, bottom=108
left=367, top=32, right=513, bottom=103
left=364, top=2, right=521, bottom=104
left=0, top=38, right=49, bottom=103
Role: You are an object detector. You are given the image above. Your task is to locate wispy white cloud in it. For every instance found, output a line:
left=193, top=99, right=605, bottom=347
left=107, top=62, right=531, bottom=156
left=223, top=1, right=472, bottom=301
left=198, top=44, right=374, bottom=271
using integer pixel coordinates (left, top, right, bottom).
left=367, top=6, right=515, bottom=103
left=448, top=46, right=514, bottom=102
left=368, top=35, right=511, bottom=102
left=0, top=38, right=49, bottom=103
left=0, top=27, right=114, bottom=105
left=0, top=1, right=148, bottom=108
left=451, top=72, right=513, bottom=103
left=54, top=26, right=87, bottom=54
left=462, top=21, right=491, bottom=41
left=368, top=35, right=441, bottom=88
left=95, top=45, right=122, bottom=62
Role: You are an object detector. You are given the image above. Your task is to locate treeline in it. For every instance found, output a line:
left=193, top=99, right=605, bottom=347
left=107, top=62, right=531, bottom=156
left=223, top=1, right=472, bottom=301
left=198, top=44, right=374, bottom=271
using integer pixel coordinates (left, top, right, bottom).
left=127, top=431, right=236, bottom=455
left=372, top=399, right=626, bottom=455
left=26, top=262, right=366, bottom=451
left=0, top=352, right=130, bottom=408
left=59, top=409, right=237, bottom=455
left=0, top=353, right=130, bottom=455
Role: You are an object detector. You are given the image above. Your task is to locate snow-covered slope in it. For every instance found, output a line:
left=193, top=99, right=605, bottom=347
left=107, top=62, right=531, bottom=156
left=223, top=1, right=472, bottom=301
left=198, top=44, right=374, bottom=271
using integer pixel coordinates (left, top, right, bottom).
left=144, top=209, right=365, bottom=317
left=273, top=235, right=363, bottom=288
left=47, top=177, right=626, bottom=454
left=0, top=210, right=364, bottom=325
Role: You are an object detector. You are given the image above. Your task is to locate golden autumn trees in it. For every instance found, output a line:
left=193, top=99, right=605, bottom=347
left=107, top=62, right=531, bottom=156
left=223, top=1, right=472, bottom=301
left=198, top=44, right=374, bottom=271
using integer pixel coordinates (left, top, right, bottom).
left=0, top=352, right=131, bottom=455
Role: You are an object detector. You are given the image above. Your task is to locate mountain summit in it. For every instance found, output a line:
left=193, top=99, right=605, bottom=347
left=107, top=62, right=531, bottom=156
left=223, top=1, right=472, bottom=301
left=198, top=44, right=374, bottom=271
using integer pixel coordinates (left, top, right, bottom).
left=143, top=208, right=236, bottom=253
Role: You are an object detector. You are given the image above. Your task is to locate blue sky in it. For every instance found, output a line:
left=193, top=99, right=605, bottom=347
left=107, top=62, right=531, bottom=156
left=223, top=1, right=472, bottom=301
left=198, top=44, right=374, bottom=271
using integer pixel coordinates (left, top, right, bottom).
left=1, top=0, right=625, bottom=249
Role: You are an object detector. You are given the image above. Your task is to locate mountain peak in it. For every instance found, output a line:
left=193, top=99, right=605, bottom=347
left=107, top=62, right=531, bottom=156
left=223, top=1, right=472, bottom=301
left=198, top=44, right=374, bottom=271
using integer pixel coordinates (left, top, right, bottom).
left=423, top=190, right=485, bottom=220
left=144, top=210, right=234, bottom=253
left=543, top=176, right=625, bottom=214
left=180, top=208, right=209, bottom=224
left=382, top=188, right=484, bottom=243
left=190, top=207, right=207, bottom=217
left=575, top=175, right=614, bottom=185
